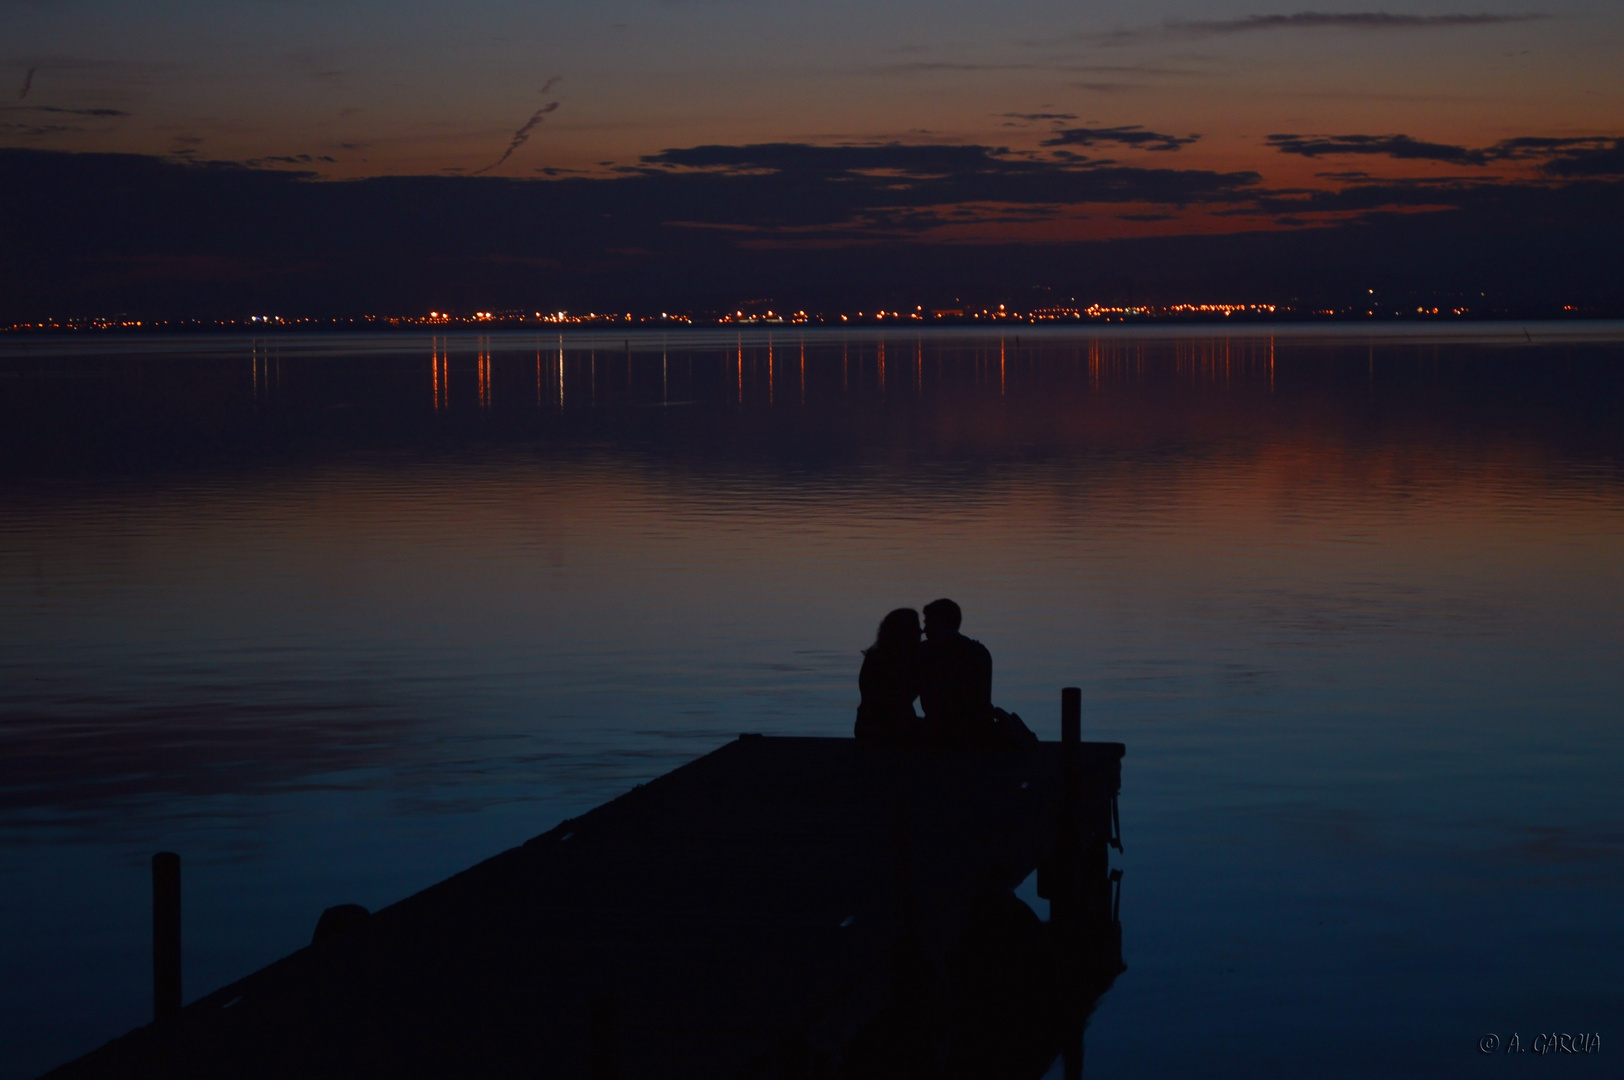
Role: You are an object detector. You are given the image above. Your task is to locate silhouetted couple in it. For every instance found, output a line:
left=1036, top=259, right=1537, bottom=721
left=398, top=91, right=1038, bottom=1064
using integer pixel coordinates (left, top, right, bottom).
left=854, top=599, right=1034, bottom=749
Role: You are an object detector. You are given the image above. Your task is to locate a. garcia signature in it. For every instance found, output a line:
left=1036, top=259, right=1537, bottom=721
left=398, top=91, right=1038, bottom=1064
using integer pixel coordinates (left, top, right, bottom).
left=1479, top=1032, right=1601, bottom=1055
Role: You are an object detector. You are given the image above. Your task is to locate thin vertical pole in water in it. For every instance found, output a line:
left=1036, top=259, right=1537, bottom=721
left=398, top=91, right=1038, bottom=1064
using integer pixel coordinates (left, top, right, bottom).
left=1061, top=687, right=1080, bottom=745
left=152, top=852, right=181, bottom=1022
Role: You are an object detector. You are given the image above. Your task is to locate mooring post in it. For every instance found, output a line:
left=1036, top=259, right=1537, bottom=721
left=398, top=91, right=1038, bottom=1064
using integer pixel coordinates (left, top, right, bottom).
left=1040, top=689, right=1086, bottom=939
left=1060, top=688, right=1084, bottom=900
left=151, top=852, right=181, bottom=1023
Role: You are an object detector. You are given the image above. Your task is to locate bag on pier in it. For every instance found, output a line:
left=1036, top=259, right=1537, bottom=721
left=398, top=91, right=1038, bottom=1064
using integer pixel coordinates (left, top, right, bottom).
left=990, top=707, right=1038, bottom=750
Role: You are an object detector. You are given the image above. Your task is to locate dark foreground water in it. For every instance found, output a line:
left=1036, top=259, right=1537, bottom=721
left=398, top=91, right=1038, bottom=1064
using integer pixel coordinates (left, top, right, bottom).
left=1, top=326, right=1620, bottom=1077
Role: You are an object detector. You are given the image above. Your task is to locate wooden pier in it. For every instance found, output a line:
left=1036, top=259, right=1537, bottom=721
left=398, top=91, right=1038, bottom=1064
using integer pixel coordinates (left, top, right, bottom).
left=48, top=728, right=1125, bottom=1079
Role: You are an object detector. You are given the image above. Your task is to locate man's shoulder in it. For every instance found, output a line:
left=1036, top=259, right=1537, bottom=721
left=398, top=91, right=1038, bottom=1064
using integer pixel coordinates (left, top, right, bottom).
left=946, top=634, right=990, bottom=664
left=924, top=632, right=991, bottom=662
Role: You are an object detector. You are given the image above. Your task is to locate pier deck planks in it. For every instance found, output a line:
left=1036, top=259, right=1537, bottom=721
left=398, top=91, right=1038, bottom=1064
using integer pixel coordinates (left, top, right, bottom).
left=49, top=735, right=1125, bottom=1079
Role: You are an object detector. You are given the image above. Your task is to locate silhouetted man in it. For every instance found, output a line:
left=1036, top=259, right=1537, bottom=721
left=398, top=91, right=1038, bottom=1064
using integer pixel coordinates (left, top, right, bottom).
left=919, top=598, right=993, bottom=745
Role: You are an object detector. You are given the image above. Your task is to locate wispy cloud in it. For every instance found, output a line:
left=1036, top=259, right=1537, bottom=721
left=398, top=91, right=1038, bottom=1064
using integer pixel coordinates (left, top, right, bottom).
left=1068, top=81, right=1140, bottom=94
left=277, top=49, right=348, bottom=83
left=0, top=121, right=76, bottom=137
left=1169, top=11, right=1548, bottom=34
left=7, top=104, right=130, bottom=118
left=867, top=60, right=1037, bottom=75
left=1000, top=112, right=1079, bottom=123
left=1061, top=62, right=1206, bottom=76
left=1043, top=125, right=1199, bottom=151
left=1081, top=11, right=1547, bottom=46
left=245, top=153, right=336, bottom=168
left=471, top=79, right=563, bottom=176
left=18, top=66, right=34, bottom=100
left=0, top=100, right=131, bottom=138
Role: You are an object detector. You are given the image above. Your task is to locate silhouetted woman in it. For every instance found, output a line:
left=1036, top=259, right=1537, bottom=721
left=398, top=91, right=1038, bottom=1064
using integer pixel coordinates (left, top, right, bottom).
left=854, top=608, right=922, bottom=745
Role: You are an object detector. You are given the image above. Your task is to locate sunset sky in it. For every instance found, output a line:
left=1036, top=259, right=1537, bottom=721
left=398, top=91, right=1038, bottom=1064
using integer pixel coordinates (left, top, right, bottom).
left=4, top=2, right=1622, bottom=313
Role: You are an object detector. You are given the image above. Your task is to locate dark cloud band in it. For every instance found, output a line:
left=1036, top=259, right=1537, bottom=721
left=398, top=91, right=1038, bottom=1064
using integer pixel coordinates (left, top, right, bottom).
left=3, top=136, right=1621, bottom=317
left=1268, top=132, right=1624, bottom=175
left=1268, top=133, right=1489, bottom=165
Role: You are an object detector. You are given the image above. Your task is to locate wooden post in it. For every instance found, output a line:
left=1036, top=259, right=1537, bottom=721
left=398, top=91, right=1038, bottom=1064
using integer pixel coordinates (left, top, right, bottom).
left=152, top=852, right=181, bottom=1023
left=1042, top=689, right=1085, bottom=938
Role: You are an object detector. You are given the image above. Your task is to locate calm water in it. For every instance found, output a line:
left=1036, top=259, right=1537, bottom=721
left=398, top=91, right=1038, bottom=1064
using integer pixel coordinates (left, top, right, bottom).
left=2, top=326, right=1621, bottom=1077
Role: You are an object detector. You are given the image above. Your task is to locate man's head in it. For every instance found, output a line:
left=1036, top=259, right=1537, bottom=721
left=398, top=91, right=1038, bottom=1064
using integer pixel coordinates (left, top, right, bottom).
left=922, top=598, right=962, bottom=639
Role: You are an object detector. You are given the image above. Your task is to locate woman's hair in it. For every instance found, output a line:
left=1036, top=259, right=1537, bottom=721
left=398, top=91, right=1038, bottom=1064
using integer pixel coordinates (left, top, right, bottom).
left=866, top=608, right=921, bottom=655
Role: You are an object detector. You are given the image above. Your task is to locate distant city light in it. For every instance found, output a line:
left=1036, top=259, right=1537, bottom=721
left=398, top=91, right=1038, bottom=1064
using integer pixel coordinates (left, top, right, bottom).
left=8, top=297, right=1574, bottom=335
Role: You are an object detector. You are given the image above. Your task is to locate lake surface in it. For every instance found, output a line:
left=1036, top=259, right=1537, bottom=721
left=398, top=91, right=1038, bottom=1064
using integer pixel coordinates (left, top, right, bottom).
left=2, top=325, right=1620, bottom=1077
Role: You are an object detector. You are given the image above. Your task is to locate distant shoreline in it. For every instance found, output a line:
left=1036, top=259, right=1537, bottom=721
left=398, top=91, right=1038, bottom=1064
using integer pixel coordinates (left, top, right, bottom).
left=8, top=315, right=1623, bottom=332
left=5, top=319, right=1624, bottom=356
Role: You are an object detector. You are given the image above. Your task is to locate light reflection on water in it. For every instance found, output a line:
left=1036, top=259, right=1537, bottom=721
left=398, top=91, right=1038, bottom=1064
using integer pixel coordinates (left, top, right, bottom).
left=1, top=327, right=1622, bottom=1078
